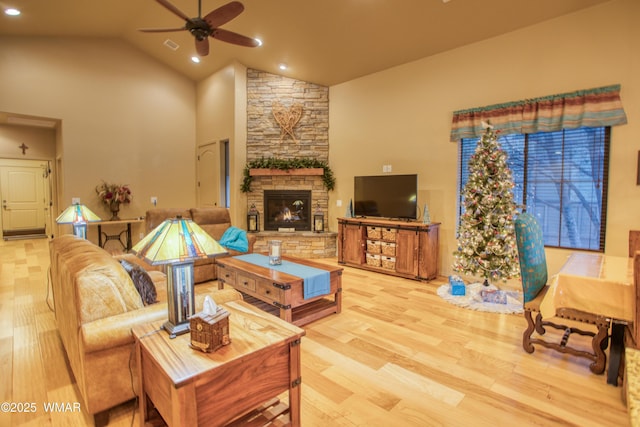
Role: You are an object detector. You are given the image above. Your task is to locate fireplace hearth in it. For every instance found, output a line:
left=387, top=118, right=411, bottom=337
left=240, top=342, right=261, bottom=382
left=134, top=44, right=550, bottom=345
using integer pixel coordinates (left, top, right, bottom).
left=264, top=190, right=312, bottom=231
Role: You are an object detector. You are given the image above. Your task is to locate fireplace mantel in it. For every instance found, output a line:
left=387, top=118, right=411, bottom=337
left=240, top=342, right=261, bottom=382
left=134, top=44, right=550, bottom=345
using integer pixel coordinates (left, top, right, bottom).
left=249, top=168, right=324, bottom=176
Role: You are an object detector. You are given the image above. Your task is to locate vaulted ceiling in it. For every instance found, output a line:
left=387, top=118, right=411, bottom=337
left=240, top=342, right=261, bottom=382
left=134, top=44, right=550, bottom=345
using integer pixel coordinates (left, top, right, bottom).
left=0, top=0, right=611, bottom=86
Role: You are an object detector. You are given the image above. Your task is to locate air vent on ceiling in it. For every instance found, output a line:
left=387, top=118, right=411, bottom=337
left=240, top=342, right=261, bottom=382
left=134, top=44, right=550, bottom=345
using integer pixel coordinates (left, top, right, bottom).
left=163, top=39, right=180, bottom=51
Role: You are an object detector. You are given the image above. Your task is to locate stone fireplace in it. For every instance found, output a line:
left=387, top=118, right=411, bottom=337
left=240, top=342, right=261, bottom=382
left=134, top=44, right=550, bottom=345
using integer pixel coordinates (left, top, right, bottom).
left=264, top=190, right=312, bottom=231
left=245, top=68, right=336, bottom=258
left=245, top=170, right=336, bottom=258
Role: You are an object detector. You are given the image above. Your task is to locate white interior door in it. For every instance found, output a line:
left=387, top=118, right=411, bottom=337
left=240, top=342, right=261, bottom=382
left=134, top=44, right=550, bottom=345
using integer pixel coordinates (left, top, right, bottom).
left=0, top=160, right=49, bottom=237
left=197, top=142, right=220, bottom=208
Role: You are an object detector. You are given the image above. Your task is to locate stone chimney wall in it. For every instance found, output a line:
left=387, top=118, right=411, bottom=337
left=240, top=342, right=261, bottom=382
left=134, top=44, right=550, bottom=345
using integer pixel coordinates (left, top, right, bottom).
left=245, top=69, right=335, bottom=258
left=247, top=69, right=329, bottom=161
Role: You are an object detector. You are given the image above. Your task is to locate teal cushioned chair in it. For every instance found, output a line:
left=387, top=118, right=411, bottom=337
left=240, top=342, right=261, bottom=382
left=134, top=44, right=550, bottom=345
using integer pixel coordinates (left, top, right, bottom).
left=515, top=212, right=609, bottom=374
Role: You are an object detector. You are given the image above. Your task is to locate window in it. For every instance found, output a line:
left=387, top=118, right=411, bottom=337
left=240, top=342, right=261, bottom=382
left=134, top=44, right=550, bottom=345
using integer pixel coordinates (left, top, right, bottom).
left=458, top=127, right=610, bottom=251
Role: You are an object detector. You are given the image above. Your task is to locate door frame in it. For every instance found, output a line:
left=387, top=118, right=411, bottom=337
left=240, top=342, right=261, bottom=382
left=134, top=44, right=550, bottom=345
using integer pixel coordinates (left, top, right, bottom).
left=0, top=158, right=54, bottom=240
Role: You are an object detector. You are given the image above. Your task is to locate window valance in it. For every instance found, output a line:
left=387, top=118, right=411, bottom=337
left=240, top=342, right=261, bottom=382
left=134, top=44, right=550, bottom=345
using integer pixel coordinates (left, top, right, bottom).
left=450, top=84, right=627, bottom=142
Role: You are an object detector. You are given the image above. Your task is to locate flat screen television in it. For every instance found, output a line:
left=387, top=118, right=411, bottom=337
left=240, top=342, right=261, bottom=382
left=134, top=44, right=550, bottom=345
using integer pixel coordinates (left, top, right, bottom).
left=354, top=174, right=418, bottom=220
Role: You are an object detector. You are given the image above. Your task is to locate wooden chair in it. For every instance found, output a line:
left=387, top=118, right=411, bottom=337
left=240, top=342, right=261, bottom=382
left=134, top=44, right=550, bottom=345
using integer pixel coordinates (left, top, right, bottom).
left=514, top=212, right=609, bottom=374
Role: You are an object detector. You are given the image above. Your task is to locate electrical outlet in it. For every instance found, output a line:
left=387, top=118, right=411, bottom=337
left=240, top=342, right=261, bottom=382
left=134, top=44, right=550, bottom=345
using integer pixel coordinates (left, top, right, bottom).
left=336, top=200, right=342, bottom=207
left=72, top=197, right=80, bottom=204
left=150, top=196, right=157, bottom=206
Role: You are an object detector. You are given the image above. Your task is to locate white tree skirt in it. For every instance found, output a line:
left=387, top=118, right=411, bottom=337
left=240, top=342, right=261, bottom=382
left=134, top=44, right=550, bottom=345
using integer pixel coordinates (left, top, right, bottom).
left=437, top=282, right=523, bottom=314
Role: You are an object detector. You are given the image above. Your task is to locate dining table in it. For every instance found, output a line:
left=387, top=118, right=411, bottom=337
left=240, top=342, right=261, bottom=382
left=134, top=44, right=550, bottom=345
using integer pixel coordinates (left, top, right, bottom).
left=539, top=252, right=634, bottom=385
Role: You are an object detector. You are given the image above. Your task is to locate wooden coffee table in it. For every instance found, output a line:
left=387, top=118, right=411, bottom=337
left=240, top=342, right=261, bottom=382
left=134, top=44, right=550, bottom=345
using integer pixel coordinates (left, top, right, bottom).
left=216, top=255, right=343, bottom=326
left=132, top=300, right=305, bottom=427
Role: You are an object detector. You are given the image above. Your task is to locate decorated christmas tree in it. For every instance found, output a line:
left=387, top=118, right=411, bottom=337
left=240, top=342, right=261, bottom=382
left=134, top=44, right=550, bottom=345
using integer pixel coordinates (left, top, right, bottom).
left=452, top=124, right=520, bottom=285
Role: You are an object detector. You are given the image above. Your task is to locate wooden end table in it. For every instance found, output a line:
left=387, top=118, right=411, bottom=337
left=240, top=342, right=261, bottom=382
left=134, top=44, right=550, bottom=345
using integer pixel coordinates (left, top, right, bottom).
left=132, top=300, right=305, bottom=427
left=216, top=255, right=343, bottom=326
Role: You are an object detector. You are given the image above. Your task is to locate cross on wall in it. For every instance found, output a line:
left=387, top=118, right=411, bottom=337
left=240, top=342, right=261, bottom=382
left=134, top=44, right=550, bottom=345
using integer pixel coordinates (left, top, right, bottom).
left=19, top=143, right=29, bottom=155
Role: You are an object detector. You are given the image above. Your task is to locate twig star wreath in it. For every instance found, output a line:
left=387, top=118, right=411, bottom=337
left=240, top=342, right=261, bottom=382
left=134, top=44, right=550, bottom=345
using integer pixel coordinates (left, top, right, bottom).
left=272, top=101, right=303, bottom=143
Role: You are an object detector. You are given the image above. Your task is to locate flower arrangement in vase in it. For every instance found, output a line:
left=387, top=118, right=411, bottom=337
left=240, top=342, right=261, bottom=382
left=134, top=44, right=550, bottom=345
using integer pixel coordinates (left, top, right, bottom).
left=95, top=181, right=132, bottom=220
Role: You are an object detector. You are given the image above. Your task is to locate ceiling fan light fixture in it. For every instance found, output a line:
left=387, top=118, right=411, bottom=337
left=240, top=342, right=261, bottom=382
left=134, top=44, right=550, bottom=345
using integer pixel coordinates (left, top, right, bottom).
left=141, top=1, right=258, bottom=57
left=4, top=8, right=21, bottom=16
left=278, top=64, right=287, bottom=71
left=191, top=56, right=201, bottom=63
left=254, top=38, right=263, bottom=47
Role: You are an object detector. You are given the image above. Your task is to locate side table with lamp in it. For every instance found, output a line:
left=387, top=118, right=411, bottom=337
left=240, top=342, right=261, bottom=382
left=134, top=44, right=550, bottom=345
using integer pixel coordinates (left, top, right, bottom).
left=131, top=216, right=305, bottom=426
left=131, top=215, right=228, bottom=337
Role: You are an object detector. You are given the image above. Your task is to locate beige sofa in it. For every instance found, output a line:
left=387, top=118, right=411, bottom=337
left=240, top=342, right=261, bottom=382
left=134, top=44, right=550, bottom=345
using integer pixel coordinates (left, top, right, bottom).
left=144, top=207, right=256, bottom=283
left=49, top=235, right=242, bottom=426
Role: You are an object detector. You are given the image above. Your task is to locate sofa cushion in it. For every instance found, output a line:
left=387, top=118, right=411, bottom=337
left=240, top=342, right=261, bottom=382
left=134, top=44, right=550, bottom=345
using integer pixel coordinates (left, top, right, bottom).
left=190, top=208, right=231, bottom=240
left=190, top=207, right=231, bottom=225
left=77, top=263, right=144, bottom=323
left=145, top=208, right=192, bottom=233
left=119, top=259, right=157, bottom=305
left=50, top=236, right=145, bottom=323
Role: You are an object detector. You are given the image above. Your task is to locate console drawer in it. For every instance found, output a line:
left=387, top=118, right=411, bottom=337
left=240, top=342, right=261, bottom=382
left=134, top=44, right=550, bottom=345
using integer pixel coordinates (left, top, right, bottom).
left=255, top=280, right=285, bottom=304
left=218, top=267, right=236, bottom=285
left=235, top=273, right=257, bottom=292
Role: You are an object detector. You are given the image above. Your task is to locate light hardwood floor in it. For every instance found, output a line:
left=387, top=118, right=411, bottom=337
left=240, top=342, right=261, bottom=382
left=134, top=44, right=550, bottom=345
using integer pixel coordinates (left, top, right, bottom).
left=0, top=238, right=630, bottom=426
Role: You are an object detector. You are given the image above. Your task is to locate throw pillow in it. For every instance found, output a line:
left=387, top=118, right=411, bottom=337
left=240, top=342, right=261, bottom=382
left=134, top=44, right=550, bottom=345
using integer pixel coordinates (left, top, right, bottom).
left=119, top=259, right=157, bottom=305
left=219, top=226, right=249, bottom=252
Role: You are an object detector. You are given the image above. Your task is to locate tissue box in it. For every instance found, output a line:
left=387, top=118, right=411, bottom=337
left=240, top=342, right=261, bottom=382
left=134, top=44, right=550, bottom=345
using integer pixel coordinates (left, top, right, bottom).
left=480, top=289, right=507, bottom=304
left=189, top=307, right=231, bottom=353
left=449, top=275, right=466, bottom=296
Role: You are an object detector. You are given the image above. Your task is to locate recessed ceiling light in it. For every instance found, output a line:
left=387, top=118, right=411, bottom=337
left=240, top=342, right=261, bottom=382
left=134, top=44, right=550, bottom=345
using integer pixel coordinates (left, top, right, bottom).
left=5, top=8, right=21, bottom=16
left=278, top=64, right=287, bottom=70
left=191, top=56, right=201, bottom=63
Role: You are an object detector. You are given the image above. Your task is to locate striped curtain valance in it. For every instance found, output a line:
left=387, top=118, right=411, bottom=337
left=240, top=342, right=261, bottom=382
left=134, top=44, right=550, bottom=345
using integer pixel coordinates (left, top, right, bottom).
left=450, top=84, right=627, bottom=142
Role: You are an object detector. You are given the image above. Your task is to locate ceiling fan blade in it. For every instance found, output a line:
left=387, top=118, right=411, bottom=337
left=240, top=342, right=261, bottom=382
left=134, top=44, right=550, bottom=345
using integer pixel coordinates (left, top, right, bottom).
left=211, top=28, right=259, bottom=47
left=204, top=1, right=244, bottom=28
left=139, top=27, right=186, bottom=33
left=155, top=0, right=191, bottom=22
left=196, top=38, right=210, bottom=56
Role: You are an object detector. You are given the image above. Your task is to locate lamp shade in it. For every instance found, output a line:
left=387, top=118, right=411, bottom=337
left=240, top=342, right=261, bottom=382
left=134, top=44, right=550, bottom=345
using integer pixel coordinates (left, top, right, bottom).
left=132, top=216, right=227, bottom=265
left=56, top=203, right=101, bottom=224
left=132, top=216, right=227, bottom=337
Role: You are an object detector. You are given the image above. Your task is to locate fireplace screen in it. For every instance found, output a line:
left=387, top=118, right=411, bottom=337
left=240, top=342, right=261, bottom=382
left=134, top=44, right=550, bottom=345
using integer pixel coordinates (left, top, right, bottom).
left=263, top=190, right=312, bottom=231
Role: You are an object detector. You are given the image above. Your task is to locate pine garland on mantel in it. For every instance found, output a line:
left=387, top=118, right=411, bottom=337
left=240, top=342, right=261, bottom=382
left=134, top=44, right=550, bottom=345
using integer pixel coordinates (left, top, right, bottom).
left=241, top=157, right=336, bottom=193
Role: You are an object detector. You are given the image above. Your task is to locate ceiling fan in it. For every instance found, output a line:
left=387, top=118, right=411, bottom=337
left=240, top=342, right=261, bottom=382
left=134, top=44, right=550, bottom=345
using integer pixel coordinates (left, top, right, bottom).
left=139, top=0, right=259, bottom=56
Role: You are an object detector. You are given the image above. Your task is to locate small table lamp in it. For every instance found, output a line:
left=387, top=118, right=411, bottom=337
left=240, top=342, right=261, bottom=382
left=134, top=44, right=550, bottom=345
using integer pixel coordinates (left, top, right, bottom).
left=56, top=203, right=101, bottom=239
left=131, top=216, right=228, bottom=337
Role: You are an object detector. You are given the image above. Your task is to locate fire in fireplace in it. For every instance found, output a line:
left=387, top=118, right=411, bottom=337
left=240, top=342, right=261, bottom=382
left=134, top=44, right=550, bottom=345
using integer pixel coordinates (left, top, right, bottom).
left=264, top=190, right=312, bottom=231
